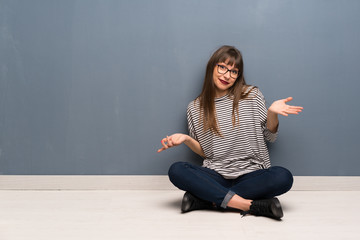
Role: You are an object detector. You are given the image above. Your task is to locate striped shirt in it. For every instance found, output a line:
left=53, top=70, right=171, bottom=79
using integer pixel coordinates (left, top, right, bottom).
left=187, top=88, right=278, bottom=179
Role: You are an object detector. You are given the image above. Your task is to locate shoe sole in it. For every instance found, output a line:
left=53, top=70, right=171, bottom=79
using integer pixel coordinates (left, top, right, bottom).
left=270, top=198, right=284, bottom=219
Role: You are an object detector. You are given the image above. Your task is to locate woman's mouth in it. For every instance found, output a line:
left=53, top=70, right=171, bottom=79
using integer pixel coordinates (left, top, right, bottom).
left=219, top=79, right=229, bottom=85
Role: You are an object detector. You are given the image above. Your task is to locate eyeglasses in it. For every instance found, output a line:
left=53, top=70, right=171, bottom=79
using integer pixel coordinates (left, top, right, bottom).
left=216, top=64, right=239, bottom=79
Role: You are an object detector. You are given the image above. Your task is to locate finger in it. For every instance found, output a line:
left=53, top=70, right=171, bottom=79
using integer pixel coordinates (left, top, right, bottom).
left=161, top=139, right=168, bottom=149
left=167, top=136, right=173, bottom=147
left=284, top=97, right=293, bottom=103
left=286, top=110, right=302, bottom=115
left=280, top=111, right=289, bottom=117
left=167, top=136, right=175, bottom=148
left=288, top=108, right=303, bottom=113
left=285, top=109, right=301, bottom=115
left=286, top=111, right=299, bottom=115
left=291, top=107, right=303, bottom=112
left=157, top=147, right=165, bottom=153
left=289, top=106, right=303, bottom=110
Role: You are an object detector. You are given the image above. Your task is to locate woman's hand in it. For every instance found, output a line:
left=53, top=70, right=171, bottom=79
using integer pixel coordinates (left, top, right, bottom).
left=157, top=133, right=189, bottom=153
left=269, top=97, right=303, bottom=117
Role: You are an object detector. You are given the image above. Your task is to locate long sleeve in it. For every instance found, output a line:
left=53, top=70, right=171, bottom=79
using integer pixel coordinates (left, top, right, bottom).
left=256, top=89, right=278, bottom=143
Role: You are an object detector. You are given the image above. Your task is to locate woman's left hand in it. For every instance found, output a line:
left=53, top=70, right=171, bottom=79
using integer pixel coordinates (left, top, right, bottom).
left=269, top=97, right=303, bottom=116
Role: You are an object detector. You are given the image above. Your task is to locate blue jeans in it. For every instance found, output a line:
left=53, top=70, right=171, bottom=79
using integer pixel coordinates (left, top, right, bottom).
left=168, top=162, right=293, bottom=209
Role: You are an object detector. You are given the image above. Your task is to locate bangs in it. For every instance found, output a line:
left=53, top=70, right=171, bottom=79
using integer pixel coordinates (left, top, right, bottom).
left=218, top=52, right=241, bottom=69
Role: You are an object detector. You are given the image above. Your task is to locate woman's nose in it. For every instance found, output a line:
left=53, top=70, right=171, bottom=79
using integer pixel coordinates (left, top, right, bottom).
left=224, top=70, right=231, bottom=79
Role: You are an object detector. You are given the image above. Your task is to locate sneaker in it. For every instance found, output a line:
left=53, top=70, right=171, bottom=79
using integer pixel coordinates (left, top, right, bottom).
left=181, top=192, right=215, bottom=213
left=241, top=197, right=283, bottom=220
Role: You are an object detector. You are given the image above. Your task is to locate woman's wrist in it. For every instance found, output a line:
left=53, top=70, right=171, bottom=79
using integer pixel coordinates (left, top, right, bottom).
left=183, top=135, right=191, bottom=144
left=267, top=109, right=278, bottom=118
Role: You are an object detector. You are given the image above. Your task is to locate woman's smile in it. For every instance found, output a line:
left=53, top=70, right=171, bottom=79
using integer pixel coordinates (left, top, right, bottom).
left=219, top=79, right=230, bottom=85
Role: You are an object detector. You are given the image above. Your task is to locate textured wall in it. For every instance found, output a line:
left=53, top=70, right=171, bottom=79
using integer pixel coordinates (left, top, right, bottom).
left=0, top=0, right=359, bottom=175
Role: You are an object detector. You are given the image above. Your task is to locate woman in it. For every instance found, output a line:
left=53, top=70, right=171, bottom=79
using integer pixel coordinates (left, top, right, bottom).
left=157, top=45, right=303, bottom=220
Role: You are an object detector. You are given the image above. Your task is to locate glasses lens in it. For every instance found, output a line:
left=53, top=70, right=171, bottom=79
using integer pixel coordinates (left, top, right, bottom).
left=230, top=70, right=239, bottom=78
left=217, top=65, right=227, bottom=74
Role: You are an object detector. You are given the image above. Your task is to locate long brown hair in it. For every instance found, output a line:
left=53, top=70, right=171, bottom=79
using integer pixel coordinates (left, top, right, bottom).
left=197, top=45, right=255, bottom=136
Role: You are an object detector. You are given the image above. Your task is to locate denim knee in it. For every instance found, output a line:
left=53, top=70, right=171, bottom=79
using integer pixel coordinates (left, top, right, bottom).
left=272, top=166, right=294, bottom=193
left=168, top=162, right=187, bottom=185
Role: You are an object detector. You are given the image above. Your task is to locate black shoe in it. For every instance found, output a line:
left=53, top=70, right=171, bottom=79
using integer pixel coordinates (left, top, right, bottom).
left=181, top=192, right=215, bottom=213
left=241, top=198, right=283, bottom=220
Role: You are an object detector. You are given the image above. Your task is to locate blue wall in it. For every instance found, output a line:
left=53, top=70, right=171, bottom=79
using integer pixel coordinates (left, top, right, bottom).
left=0, top=0, right=359, bottom=175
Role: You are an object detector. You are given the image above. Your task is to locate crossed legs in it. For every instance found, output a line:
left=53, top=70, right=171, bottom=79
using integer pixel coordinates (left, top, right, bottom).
left=168, top=162, right=293, bottom=211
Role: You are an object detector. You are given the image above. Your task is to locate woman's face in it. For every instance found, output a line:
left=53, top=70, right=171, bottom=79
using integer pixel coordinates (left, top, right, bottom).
left=212, top=59, right=238, bottom=98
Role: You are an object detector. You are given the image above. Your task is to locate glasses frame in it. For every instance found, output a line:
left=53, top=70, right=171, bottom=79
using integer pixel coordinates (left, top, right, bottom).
left=216, top=64, right=239, bottom=79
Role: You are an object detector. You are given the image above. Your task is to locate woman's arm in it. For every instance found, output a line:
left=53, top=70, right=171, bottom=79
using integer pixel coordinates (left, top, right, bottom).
left=157, top=133, right=205, bottom=157
left=267, top=97, right=303, bottom=133
left=266, top=110, right=279, bottom=133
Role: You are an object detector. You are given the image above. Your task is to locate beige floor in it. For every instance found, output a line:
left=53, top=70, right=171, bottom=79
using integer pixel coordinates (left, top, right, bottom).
left=0, top=190, right=359, bottom=240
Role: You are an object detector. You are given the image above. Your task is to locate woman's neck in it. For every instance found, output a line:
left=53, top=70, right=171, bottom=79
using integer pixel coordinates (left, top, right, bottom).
left=215, top=90, right=229, bottom=98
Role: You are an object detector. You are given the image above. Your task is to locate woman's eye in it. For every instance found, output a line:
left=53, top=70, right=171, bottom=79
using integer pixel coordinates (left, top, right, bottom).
left=219, top=65, right=227, bottom=70
left=231, top=70, right=238, bottom=75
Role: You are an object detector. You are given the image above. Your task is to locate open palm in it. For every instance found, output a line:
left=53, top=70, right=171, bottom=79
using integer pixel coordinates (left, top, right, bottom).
left=269, top=97, right=303, bottom=116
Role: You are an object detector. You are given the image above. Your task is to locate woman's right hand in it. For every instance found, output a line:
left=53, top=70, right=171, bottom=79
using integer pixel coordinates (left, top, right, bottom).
left=157, top=133, right=189, bottom=153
